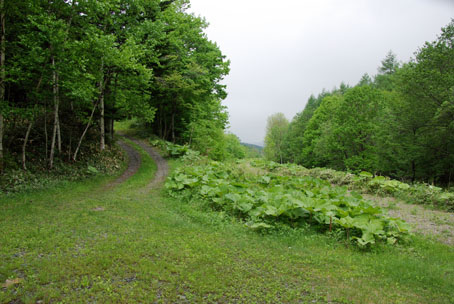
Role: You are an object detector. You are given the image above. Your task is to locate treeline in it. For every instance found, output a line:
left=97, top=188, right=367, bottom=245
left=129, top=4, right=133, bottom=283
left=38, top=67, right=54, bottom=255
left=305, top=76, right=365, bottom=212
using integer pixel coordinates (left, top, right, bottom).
left=0, top=0, right=230, bottom=173
left=266, top=20, right=454, bottom=185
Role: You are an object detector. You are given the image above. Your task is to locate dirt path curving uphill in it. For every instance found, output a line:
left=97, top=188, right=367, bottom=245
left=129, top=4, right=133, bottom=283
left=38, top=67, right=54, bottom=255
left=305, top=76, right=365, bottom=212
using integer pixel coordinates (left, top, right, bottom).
left=122, top=136, right=169, bottom=189
left=103, top=140, right=141, bottom=189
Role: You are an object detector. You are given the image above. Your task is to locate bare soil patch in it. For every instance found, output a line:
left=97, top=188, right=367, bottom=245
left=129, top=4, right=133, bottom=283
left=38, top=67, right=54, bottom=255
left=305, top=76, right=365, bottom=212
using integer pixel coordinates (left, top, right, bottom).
left=365, top=194, right=454, bottom=245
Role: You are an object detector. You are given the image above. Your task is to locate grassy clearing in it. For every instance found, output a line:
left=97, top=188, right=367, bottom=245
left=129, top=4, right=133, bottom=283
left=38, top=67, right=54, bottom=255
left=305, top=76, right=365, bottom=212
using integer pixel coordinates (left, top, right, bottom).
left=1, top=144, right=454, bottom=303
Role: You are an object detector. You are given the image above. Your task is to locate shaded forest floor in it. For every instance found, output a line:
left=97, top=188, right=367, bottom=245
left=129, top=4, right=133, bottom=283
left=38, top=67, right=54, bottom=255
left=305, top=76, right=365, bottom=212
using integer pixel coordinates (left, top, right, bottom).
left=1, top=137, right=453, bottom=303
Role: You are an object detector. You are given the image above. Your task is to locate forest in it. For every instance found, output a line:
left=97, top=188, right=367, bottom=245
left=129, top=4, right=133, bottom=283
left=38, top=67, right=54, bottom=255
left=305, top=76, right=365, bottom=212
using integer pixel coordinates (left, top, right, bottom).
left=0, top=0, right=243, bottom=178
left=265, top=20, right=454, bottom=187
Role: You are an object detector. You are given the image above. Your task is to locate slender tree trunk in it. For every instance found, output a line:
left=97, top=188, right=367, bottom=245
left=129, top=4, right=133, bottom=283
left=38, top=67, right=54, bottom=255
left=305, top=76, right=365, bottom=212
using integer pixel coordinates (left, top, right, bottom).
left=278, top=143, right=283, bottom=164
left=100, top=91, right=105, bottom=151
left=171, top=101, right=176, bottom=143
left=73, top=101, right=98, bottom=161
left=110, top=73, right=118, bottom=142
left=22, top=121, right=33, bottom=170
left=448, top=163, right=452, bottom=188
left=68, top=129, right=72, bottom=162
left=171, top=112, right=175, bottom=143
left=57, top=114, right=61, bottom=152
left=55, top=70, right=61, bottom=153
left=163, top=116, right=167, bottom=140
left=0, top=0, right=5, bottom=174
left=189, top=124, right=194, bottom=146
left=99, top=63, right=105, bottom=151
left=44, top=102, right=48, bottom=160
left=158, top=105, right=163, bottom=138
left=49, top=55, right=60, bottom=169
left=110, top=117, right=114, bottom=142
left=0, top=114, right=3, bottom=174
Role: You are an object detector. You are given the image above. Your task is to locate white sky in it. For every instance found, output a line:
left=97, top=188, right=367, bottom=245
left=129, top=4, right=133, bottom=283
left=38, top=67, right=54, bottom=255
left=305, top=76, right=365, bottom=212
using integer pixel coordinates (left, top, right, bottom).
left=188, top=0, right=454, bottom=146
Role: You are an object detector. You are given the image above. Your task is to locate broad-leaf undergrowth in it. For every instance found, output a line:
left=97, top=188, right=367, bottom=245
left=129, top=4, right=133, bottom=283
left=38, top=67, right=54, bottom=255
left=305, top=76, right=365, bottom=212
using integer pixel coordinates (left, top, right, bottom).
left=166, top=160, right=411, bottom=248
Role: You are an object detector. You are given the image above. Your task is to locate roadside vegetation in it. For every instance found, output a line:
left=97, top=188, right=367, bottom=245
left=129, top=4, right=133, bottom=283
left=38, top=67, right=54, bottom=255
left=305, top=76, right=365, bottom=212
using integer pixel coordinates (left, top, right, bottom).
left=250, top=160, right=454, bottom=212
left=166, top=159, right=411, bottom=248
left=0, top=144, right=125, bottom=195
left=1, top=139, right=454, bottom=303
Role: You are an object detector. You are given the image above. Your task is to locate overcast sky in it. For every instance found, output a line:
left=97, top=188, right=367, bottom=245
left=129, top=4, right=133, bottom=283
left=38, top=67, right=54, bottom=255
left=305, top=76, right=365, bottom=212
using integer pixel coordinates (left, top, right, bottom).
left=188, top=0, right=454, bottom=146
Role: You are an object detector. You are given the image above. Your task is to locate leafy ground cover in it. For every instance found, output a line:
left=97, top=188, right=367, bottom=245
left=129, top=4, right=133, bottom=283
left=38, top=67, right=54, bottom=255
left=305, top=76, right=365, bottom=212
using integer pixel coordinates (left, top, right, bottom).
left=248, top=159, right=454, bottom=211
left=1, top=140, right=454, bottom=303
left=0, top=144, right=125, bottom=195
left=166, top=161, right=411, bottom=248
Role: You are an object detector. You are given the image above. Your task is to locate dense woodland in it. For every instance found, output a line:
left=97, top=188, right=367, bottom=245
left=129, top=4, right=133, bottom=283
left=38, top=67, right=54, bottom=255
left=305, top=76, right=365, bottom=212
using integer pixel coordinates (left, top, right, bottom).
left=265, top=20, right=454, bottom=186
left=0, top=0, right=237, bottom=174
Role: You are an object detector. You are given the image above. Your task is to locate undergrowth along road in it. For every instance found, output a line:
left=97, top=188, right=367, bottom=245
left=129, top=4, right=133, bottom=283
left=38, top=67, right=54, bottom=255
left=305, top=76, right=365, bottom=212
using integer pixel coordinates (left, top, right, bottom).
left=0, top=137, right=453, bottom=303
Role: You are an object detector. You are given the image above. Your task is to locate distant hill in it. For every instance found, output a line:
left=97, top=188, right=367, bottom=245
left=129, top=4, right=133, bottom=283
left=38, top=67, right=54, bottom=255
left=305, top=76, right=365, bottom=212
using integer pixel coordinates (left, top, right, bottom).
left=241, top=143, right=263, bottom=152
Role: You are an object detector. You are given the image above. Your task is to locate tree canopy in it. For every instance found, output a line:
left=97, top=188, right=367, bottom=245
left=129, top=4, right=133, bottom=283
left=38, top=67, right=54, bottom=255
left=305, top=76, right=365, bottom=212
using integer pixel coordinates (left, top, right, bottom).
left=279, top=19, right=454, bottom=186
left=0, top=0, right=230, bottom=172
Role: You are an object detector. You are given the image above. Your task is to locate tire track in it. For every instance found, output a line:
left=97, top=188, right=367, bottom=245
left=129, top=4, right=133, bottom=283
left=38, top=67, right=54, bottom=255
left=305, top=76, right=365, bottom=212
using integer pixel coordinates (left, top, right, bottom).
left=122, top=136, right=169, bottom=189
left=103, top=139, right=141, bottom=189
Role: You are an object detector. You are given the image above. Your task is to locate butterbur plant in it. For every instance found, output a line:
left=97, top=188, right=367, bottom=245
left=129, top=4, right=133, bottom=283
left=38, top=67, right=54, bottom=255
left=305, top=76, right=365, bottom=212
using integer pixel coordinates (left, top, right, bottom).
left=166, top=160, right=412, bottom=248
left=249, top=160, right=454, bottom=211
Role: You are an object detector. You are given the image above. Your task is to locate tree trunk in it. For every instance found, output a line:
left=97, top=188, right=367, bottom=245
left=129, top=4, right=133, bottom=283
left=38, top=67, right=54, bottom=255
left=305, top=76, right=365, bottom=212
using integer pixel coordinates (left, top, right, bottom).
left=44, top=102, right=48, bottom=160
left=73, top=101, right=98, bottom=161
left=171, top=112, right=175, bottom=143
left=189, top=124, right=194, bottom=146
left=0, top=114, right=3, bottom=174
left=110, top=117, right=114, bottom=142
left=163, top=112, right=168, bottom=140
left=49, top=55, right=60, bottom=169
left=0, top=0, right=5, bottom=174
left=22, top=121, right=33, bottom=170
left=55, top=69, right=61, bottom=153
left=99, top=65, right=105, bottom=151
left=100, top=90, right=105, bottom=151
left=110, top=73, right=118, bottom=142
left=158, top=104, right=163, bottom=138
left=57, top=114, right=61, bottom=152
left=448, top=163, right=452, bottom=188
left=171, top=101, right=176, bottom=143
left=68, top=129, right=72, bottom=162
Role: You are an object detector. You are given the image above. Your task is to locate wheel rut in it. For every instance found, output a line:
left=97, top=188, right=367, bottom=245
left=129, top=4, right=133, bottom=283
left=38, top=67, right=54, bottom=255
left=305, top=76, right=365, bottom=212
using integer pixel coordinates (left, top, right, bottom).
left=105, top=135, right=168, bottom=190
left=107, top=140, right=142, bottom=187
left=122, top=135, right=169, bottom=189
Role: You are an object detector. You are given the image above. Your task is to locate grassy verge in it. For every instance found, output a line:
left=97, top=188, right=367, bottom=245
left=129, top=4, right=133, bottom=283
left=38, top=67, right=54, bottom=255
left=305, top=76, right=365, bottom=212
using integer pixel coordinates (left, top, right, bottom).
left=1, top=145, right=453, bottom=303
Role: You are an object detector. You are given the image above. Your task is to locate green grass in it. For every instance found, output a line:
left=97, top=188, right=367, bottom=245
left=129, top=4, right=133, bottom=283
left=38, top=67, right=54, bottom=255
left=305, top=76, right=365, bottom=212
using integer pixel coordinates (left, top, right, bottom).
left=1, top=144, right=454, bottom=303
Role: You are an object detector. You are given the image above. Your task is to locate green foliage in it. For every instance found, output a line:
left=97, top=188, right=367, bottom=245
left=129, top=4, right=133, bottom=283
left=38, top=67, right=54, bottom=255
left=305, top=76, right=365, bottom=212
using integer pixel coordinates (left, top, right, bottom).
left=281, top=20, right=454, bottom=186
left=250, top=159, right=454, bottom=211
left=150, top=132, right=248, bottom=162
left=1, top=0, right=229, bottom=178
left=164, top=142, right=189, bottom=158
left=187, top=119, right=227, bottom=161
left=0, top=144, right=125, bottom=194
left=264, top=113, right=289, bottom=163
left=224, top=133, right=247, bottom=159
left=166, top=159, right=411, bottom=248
